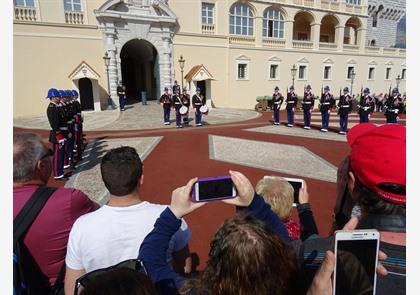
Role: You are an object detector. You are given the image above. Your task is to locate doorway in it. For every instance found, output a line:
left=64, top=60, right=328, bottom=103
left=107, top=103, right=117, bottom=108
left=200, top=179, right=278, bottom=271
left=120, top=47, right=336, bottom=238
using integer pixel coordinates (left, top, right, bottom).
left=79, top=78, right=94, bottom=110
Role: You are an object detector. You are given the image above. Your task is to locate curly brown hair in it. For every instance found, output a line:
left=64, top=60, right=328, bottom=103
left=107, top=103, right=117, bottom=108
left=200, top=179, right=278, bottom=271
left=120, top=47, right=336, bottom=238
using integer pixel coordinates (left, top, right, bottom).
left=180, top=213, right=301, bottom=295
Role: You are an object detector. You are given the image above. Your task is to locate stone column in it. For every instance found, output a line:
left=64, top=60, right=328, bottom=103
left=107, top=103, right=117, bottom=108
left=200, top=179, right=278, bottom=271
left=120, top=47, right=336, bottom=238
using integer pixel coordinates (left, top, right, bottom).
left=336, top=25, right=345, bottom=51
left=104, top=29, right=118, bottom=107
left=159, top=36, right=172, bottom=92
left=255, top=16, right=262, bottom=47
left=311, top=22, right=321, bottom=50
left=285, top=19, right=294, bottom=49
left=357, top=28, right=367, bottom=53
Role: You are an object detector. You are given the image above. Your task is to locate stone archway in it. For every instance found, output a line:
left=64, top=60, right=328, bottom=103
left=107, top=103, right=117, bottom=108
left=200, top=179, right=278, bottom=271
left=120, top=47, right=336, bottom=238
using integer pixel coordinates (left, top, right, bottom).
left=95, top=0, right=177, bottom=107
left=120, top=39, right=159, bottom=102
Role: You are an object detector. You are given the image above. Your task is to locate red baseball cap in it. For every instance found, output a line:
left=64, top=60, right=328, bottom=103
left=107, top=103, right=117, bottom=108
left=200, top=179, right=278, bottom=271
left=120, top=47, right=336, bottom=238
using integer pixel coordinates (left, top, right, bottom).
left=347, top=123, right=406, bottom=205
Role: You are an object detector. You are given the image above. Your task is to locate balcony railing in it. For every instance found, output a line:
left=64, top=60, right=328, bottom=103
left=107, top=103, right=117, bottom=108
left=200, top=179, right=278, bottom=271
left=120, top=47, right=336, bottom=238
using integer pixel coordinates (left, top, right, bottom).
left=202, top=24, right=215, bottom=34
left=343, top=44, right=360, bottom=52
left=293, top=40, right=313, bottom=49
left=262, top=38, right=286, bottom=48
left=304, top=0, right=315, bottom=7
left=365, top=46, right=381, bottom=53
left=65, top=11, right=84, bottom=24
left=383, top=48, right=398, bottom=55
left=319, top=42, right=338, bottom=51
left=229, top=35, right=255, bottom=45
left=14, top=6, right=37, bottom=21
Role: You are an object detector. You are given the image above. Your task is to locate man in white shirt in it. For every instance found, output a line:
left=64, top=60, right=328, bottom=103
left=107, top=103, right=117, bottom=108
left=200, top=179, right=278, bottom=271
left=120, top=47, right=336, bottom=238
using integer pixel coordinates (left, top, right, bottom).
left=64, top=146, right=192, bottom=295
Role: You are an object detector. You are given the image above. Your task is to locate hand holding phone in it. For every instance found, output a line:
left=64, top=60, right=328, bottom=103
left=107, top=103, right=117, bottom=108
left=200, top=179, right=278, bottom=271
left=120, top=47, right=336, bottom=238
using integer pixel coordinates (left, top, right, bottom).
left=222, top=171, right=255, bottom=207
left=192, top=175, right=237, bottom=203
left=333, top=230, right=380, bottom=295
left=170, top=177, right=206, bottom=218
left=282, top=177, right=305, bottom=207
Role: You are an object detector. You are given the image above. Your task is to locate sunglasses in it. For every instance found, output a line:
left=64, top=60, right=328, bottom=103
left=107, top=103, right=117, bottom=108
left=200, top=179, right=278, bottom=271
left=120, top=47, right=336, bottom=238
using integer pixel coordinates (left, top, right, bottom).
left=74, top=259, right=148, bottom=295
left=40, top=149, right=53, bottom=160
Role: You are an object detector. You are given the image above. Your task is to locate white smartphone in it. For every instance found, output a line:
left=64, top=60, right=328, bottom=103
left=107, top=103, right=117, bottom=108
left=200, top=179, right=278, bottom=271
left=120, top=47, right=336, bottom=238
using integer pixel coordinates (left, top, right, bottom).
left=192, top=176, right=237, bottom=202
left=333, top=229, right=380, bottom=295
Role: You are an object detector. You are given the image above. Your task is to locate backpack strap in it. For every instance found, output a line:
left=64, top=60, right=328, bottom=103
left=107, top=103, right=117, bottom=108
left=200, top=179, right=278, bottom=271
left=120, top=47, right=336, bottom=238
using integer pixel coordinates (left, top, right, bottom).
left=14, top=186, right=57, bottom=244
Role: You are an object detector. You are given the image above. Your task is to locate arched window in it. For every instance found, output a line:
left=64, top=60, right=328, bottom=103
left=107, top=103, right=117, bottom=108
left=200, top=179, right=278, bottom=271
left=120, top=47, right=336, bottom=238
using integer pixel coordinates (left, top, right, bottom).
left=229, top=3, right=254, bottom=36
left=263, top=8, right=284, bottom=38
left=370, top=39, right=376, bottom=46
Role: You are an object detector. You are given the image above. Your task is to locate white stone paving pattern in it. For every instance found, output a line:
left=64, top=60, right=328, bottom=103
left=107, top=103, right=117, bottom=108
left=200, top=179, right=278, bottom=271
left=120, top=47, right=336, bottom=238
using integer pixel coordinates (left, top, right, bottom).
left=209, top=135, right=337, bottom=182
left=65, top=136, right=162, bottom=205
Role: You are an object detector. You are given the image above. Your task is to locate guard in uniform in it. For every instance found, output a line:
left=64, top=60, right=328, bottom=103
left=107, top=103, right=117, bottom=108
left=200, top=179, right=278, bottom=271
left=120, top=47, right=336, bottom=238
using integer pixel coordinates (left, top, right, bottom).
left=159, top=87, right=172, bottom=125
left=358, top=88, right=374, bottom=123
left=46, top=88, right=66, bottom=179
left=117, top=81, right=126, bottom=111
left=172, top=80, right=181, bottom=96
left=384, top=88, right=402, bottom=123
left=60, top=90, right=75, bottom=169
left=286, top=86, right=298, bottom=127
left=72, top=90, right=83, bottom=161
left=172, top=87, right=183, bottom=128
left=181, top=87, right=191, bottom=126
left=271, top=86, right=284, bottom=125
left=302, top=85, right=315, bottom=129
left=320, top=86, right=335, bottom=132
left=192, top=87, right=206, bottom=127
left=337, top=87, right=353, bottom=134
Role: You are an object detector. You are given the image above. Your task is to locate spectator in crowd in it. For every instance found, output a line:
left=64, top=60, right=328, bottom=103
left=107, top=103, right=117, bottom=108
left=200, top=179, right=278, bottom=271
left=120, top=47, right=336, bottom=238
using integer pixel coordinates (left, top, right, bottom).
left=79, top=268, right=157, bottom=295
left=13, top=133, right=97, bottom=288
left=255, top=176, right=318, bottom=241
left=296, top=123, right=406, bottom=294
left=139, top=171, right=300, bottom=295
left=64, top=146, right=192, bottom=295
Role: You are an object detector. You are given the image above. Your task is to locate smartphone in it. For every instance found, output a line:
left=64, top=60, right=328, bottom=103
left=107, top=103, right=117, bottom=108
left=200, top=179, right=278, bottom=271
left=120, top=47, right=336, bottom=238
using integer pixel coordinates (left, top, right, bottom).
left=333, top=230, right=380, bottom=295
left=283, top=177, right=304, bottom=207
left=192, top=176, right=237, bottom=202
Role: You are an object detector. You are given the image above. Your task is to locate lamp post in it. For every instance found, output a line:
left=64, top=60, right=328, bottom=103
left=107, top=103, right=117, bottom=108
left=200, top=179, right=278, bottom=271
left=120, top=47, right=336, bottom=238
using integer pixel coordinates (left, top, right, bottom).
left=396, top=74, right=401, bottom=88
left=178, top=55, right=186, bottom=90
left=350, top=68, right=356, bottom=95
left=290, top=64, right=297, bottom=88
left=103, top=52, right=113, bottom=110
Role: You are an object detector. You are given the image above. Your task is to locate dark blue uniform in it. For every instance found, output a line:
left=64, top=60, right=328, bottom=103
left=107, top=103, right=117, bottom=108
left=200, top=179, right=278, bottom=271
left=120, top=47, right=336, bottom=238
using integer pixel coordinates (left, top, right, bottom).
left=286, top=91, right=298, bottom=127
left=302, top=91, right=315, bottom=129
left=358, top=94, right=374, bottom=123
left=159, top=92, right=172, bottom=125
left=272, top=92, right=284, bottom=125
left=173, top=93, right=183, bottom=128
left=320, top=92, right=335, bottom=131
left=181, top=93, right=190, bottom=125
left=384, top=94, right=402, bottom=124
left=47, top=102, right=67, bottom=179
left=337, top=93, right=353, bottom=133
left=192, top=94, right=205, bottom=126
left=117, top=85, right=126, bottom=111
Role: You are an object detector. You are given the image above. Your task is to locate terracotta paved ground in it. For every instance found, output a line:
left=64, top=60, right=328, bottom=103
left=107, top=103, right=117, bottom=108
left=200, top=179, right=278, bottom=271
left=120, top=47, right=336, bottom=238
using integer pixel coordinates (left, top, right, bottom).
left=14, top=110, right=405, bottom=271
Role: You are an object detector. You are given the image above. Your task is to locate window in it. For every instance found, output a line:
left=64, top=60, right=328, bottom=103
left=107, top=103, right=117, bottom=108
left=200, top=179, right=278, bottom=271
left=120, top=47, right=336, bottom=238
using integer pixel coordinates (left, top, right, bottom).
left=229, top=3, right=254, bottom=36
left=347, top=66, right=355, bottom=79
left=202, top=3, right=214, bottom=25
left=237, top=64, right=248, bottom=80
left=346, top=0, right=361, bottom=4
left=368, top=67, right=375, bottom=80
left=269, top=64, right=279, bottom=79
left=323, top=66, right=332, bottom=80
left=263, top=8, right=284, bottom=38
left=385, top=67, right=392, bottom=80
left=14, top=0, right=34, bottom=6
left=401, top=68, right=406, bottom=79
left=370, top=39, right=376, bottom=46
left=298, top=65, right=307, bottom=80
left=372, top=13, right=378, bottom=28
left=64, top=0, right=81, bottom=11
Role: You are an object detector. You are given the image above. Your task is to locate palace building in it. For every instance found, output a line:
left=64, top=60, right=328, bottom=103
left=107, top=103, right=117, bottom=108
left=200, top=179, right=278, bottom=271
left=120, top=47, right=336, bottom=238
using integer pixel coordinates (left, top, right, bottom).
left=13, top=0, right=406, bottom=117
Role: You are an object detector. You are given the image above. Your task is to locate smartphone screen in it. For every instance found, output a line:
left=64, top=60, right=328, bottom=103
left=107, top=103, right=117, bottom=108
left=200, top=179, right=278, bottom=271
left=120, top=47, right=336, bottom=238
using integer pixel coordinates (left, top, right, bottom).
left=287, top=180, right=302, bottom=206
left=195, top=177, right=236, bottom=202
left=335, top=238, right=379, bottom=295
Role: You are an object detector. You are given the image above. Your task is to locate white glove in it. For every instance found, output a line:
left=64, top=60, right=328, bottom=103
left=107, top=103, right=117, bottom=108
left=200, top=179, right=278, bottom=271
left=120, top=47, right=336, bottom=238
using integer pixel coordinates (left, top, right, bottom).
left=58, top=139, right=66, bottom=147
left=68, top=132, right=72, bottom=139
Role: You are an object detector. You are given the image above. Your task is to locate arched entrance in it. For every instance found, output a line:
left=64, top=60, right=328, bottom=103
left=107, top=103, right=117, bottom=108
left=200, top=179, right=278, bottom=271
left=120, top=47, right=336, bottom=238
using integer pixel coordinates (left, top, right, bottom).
left=79, top=78, right=94, bottom=110
left=293, top=11, right=314, bottom=41
left=120, top=39, right=159, bottom=103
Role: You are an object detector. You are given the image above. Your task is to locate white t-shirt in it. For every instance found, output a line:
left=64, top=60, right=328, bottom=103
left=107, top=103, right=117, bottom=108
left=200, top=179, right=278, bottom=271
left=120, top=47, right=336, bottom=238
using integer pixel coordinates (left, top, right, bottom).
left=65, top=201, right=191, bottom=273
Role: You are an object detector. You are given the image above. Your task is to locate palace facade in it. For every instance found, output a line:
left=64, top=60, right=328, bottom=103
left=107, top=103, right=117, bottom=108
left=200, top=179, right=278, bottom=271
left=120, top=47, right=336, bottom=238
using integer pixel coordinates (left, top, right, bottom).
left=13, top=0, right=406, bottom=117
